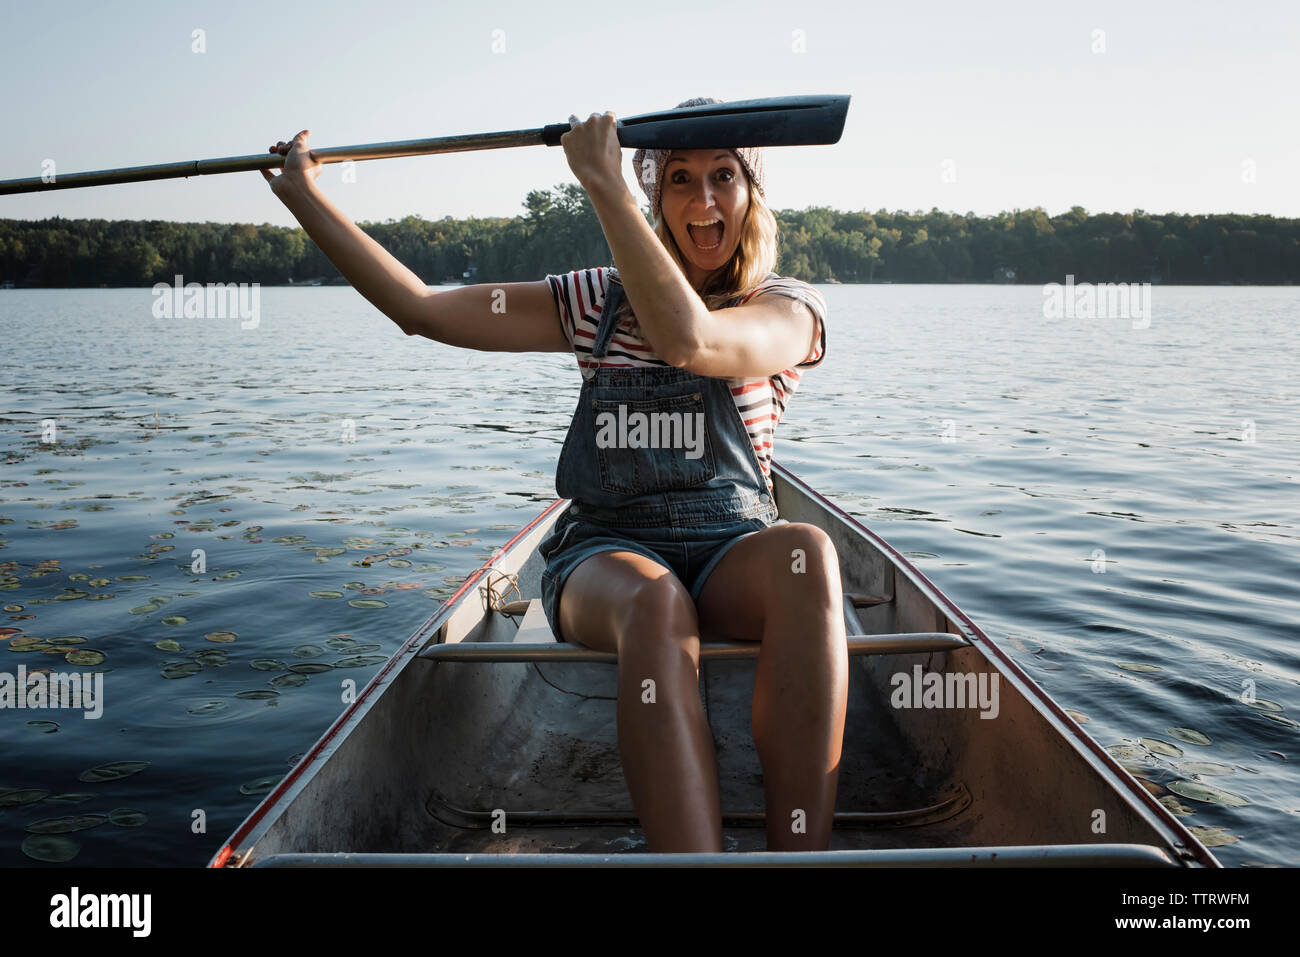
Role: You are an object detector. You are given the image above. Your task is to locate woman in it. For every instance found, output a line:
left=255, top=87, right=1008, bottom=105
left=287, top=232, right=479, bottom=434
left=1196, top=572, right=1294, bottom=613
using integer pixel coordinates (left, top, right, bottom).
left=262, top=97, right=847, bottom=854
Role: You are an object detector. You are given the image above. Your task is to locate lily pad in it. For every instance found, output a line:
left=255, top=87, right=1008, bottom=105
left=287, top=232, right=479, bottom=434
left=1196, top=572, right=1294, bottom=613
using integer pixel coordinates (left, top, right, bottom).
left=161, top=615, right=187, bottom=626
left=186, top=700, right=227, bottom=715
left=325, top=637, right=358, bottom=650
left=287, top=662, right=332, bottom=675
left=0, top=788, right=50, bottom=808
left=1167, top=780, right=1250, bottom=807
left=21, top=834, right=80, bottom=863
left=270, top=673, right=308, bottom=689
left=249, top=659, right=286, bottom=672
left=129, top=603, right=161, bottom=615
left=161, top=662, right=202, bottom=679
left=1261, top=713, right=1300, bottom=729
left=1158, top=795, right=1195, bottom=816
left=348, top=599, right=388, bottom=609
left=44, top=793, right=93, bottom=804
left=26, top=720, right=60, bottom=734
left=108, top=808, right=148, bottom=827
left=235, top=689, right=280, bottom=700
left=1167, top=727, right=1212, bottom=746
left=49, top=636, right=87, bottom=646
left=1244, top=698, right=1284, bottom=713
left=1181, top=761, right=1235, bottom=776
left=64, top=649, right=105, bottom=666
left=387, top=559, right=412, bottom=568
left=78, top=761, right=149, bottom=784
left=239, top=775, right=282, bottom=796
left=309, top=590, right=343, bottom=599
left=10, top=640, right=53, bottom=652
left=1115, top=661, right=1162, bottom=673
left=25, top=814, right=108, bottom=834
left=333, top=655, right=387, bottom=668
left=1106, top=744, right=1147, bottom=761
left=204, top=631, right=237, bottom=643
left=292, top=644, right=323, bottom=658
left=193, top=650, right=228, bottom=666
left=1139, top=737, right=1183, bottom=758
left=154, top=639, right=181, bottom=652
left=1188, top=825, right=1241, bottom=848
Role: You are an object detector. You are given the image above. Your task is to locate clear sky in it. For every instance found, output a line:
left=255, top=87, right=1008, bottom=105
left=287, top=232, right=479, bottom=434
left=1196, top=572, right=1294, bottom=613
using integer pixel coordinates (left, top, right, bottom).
left=2, top=0, right=1297, bottom=226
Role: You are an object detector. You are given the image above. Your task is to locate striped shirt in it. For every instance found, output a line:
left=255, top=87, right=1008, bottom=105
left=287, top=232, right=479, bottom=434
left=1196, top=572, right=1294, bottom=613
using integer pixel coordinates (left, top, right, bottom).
left=545, top=266, right=827, bottom=492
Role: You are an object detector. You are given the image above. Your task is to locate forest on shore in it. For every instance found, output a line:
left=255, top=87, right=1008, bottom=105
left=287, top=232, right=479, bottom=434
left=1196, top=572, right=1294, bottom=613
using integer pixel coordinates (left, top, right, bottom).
left=2, top=183, right=1296, bottom=286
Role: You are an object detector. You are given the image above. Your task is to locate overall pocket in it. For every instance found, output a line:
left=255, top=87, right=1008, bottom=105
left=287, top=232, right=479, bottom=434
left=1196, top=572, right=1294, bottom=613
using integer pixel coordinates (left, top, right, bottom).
left=592, top=391, right=716, bottom=495
left=538, top=512, right=581, bottom=564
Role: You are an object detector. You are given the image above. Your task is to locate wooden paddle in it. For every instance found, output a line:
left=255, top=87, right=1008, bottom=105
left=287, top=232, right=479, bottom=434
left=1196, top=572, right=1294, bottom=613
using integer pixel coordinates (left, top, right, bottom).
left=0, top=95, right=850, bottom=196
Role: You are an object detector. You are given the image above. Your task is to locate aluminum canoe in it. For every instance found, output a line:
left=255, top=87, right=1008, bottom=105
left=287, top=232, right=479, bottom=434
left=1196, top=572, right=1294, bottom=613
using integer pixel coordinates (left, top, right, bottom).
left=210, top=463, right=1219, bottom=868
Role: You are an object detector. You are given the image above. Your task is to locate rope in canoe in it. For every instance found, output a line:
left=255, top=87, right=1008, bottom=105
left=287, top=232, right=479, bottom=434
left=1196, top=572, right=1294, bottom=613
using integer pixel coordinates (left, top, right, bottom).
left=479, top=569, right=523, bottom=621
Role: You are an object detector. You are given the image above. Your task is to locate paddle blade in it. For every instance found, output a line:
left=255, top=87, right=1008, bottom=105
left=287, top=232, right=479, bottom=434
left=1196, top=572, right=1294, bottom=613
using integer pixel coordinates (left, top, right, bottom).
left=540, top=94, right=850, bottom=149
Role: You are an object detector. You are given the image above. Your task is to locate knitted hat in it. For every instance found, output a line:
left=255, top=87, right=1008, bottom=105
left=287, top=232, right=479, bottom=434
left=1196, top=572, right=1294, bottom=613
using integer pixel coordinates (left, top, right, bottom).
left=632, top=96, right=766, bottom=223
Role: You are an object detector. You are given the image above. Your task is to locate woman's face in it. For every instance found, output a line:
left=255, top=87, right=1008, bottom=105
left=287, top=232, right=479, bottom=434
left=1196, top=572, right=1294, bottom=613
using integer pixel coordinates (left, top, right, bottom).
left=660, top=149, right=749, bottom=288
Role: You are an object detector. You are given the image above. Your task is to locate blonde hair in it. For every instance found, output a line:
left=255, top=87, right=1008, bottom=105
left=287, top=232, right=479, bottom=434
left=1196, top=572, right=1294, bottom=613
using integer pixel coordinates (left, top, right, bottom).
left=611, top=161, right=778, bottom=324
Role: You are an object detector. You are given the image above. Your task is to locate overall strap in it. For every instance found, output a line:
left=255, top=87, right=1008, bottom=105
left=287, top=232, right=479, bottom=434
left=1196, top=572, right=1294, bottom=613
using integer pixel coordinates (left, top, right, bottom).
left=589, top=274, right=626, bottom=361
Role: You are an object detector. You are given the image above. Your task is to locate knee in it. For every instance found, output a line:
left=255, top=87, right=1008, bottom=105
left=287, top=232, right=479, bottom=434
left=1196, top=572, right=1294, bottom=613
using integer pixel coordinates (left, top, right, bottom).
left=774, top=523, right=841, bottom=599
left=613, top=574, right=699, bottom=655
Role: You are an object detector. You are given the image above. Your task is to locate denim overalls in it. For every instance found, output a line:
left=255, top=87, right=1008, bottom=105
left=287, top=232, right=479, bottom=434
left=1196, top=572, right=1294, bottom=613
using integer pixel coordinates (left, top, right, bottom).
left=538, top=270, right=782, bottom=642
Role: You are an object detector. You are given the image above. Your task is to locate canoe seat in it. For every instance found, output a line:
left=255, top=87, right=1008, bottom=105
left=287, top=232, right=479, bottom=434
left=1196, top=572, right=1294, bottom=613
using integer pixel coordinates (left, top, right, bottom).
left=512, top=598, right=556, bottom=644
left=418, top=597, right=971, bottom=662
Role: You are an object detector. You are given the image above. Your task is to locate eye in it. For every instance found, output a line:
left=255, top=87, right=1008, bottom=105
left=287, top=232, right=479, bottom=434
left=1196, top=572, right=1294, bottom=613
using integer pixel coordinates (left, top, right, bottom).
left=670, top=167, right=737, bottom=184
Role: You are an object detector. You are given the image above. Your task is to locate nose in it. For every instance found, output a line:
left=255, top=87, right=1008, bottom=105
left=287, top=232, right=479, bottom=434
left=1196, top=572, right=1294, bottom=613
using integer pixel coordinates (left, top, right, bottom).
left=688, top=177, right=717, bottom=212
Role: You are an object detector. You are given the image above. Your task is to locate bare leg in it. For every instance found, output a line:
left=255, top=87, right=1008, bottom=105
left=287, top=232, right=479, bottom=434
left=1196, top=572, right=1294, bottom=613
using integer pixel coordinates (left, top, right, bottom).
left=695, top=522, right=848, bottom=850
left=558, top=551, right=723, bottom=852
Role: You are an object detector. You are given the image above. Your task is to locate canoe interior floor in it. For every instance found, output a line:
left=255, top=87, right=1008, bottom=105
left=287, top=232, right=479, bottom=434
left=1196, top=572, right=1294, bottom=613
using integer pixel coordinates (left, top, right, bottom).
left=408, top=656, right=983, bottom=855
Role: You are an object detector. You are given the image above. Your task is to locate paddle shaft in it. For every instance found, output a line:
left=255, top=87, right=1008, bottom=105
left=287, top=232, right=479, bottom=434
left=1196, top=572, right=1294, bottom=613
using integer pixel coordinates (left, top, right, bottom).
left=0, top=94, right=849, bottom=196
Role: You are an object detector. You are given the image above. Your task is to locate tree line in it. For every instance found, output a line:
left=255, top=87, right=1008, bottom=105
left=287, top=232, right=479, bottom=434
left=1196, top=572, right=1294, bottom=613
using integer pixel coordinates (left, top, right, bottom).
left=1, top=184, right=1297, bottom=286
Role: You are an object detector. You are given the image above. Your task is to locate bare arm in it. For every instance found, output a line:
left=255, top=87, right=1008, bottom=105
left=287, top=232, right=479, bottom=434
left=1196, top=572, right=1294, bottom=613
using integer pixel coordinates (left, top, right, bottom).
left=264, top=130, right=567, bottom=352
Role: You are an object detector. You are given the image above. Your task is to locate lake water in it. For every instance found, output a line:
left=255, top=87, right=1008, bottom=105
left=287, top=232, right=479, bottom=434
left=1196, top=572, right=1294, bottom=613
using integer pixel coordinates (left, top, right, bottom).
left=0, top=284, right=1296, bottom=867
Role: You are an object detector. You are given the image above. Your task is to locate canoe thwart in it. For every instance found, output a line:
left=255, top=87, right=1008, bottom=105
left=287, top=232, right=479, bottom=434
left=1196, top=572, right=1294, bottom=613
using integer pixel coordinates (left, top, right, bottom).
left=419, top=632, right=971, bottom=663
left=845, top=591, right=893, bottom=607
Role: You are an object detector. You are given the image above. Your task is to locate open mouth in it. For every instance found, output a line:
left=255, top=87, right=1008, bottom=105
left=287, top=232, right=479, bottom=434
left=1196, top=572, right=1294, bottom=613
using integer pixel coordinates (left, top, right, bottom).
left=686, top=218, right=724, bottom=251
